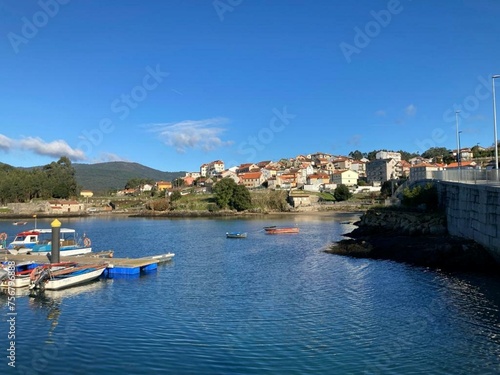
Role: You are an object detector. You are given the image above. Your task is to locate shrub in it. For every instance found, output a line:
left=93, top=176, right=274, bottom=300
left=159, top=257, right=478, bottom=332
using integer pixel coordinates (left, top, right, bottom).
left=334, top=184, right=352, bottom=201
left=401, top=183, right=438, bottom=210
left=146, top=198, right=169, bottom=211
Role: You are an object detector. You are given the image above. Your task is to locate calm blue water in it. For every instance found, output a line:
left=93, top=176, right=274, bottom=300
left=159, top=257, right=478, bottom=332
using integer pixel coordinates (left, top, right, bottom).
left=1, top=213, right=500, bottom=374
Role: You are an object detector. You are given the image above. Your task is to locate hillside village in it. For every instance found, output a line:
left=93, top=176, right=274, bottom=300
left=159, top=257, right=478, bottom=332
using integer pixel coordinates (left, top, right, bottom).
left=106, top=147, right=480, bottom=201
left=1, top=146, right=488, bottom=215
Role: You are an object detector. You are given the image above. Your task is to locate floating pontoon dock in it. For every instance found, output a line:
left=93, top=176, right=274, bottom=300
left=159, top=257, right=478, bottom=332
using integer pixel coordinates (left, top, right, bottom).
left=1, top=252, right=175, bottom=278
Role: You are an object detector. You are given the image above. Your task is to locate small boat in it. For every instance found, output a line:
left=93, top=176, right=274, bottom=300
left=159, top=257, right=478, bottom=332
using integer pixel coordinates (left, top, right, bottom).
left=226, top=232, right=248, bottom=239
left=29, top=262, right=106, bottom=291
left=340, top=221, right=352, bottom=225
left=7, top=228, right=92, bottom=256
left=264, top=227, right=299, bottom=234
left=0, top=261, right=38, bottom=288
left=12, top=221, right=28, bottom=226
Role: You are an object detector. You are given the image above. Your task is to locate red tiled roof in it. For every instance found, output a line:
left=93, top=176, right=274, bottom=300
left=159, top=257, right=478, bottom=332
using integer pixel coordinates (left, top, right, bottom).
left=446, top=161, right=476, bottom=168
left=240, top=172, right=262, bottom=179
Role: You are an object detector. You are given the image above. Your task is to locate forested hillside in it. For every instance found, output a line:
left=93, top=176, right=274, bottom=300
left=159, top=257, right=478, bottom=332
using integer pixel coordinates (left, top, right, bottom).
left=73, top=162, right=186, bottom=193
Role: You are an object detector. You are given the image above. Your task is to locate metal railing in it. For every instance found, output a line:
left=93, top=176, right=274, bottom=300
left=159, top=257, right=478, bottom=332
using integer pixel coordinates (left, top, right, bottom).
left=431, top=169, right=500, bottom=186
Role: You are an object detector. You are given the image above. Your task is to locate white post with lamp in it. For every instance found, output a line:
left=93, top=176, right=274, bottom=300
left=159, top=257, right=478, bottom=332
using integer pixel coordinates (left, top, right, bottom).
left=492, top=75, right=500, bottom=181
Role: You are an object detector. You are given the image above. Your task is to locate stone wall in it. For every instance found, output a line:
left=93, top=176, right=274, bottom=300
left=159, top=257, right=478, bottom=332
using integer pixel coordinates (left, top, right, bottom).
left=437, top=182, right=500, bottom=262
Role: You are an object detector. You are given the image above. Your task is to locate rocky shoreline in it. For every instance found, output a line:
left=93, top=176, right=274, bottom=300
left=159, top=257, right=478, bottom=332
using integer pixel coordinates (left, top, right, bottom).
left=326, top=208, right=500, bottom=273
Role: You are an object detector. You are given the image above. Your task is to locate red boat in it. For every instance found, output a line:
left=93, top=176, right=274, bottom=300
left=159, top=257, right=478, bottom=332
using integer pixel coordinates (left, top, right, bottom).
left=264, top=227, right=299, bottom=234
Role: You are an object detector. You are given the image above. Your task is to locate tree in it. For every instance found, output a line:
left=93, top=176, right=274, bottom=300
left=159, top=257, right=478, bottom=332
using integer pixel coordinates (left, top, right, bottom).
left=348, top=150, right=364, bottom=160
left=172, top=178, right=185, bottom=189
left=231, top=185, right=252, bottom=211
left=212, top=178, right=237, bottom=209
left=366, top=150, right=378, bottom=161
left=212, top=178, right=253, bottom=211
left=0, top=157, right=78, bottom=203
left=396, top=150, right=418, bottom=162
left=421, top=147, right=451, bottom=162
left=333, top=184, right=352, bottom=201
left=125, top=178, right=155, bottom=190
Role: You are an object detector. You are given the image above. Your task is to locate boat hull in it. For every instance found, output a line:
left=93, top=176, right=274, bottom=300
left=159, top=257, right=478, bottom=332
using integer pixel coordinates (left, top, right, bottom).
left=1, top=275, right=30, bottom=288
left=8, top=246, right=92, bottom=256
left=264, top=227, right=299, bottom=234
left=43, top=267, right=105, bottom=290
left=226, top=232, right=247, bottom=238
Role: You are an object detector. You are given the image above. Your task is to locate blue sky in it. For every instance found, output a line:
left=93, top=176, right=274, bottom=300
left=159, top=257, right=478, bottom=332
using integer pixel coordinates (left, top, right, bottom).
left=1, top=0, right=500, bottom=172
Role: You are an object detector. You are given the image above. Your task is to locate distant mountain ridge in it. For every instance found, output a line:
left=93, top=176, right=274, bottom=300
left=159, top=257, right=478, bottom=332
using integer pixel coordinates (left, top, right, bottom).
left=73, top=162, right=186, bottom=193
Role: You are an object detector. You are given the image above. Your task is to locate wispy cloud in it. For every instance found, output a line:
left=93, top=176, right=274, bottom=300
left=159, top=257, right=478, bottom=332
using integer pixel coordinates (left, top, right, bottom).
left=374, top=110, right=386, bottom=117
left=149, top=118, right=233, bottom=153
left=347, top=134, right=362, bottom=146
left=95, top=152, right=129, bottom=163
left=405, top=104, right=417, bottom=117
left=0, top=134, right=86, bottom=161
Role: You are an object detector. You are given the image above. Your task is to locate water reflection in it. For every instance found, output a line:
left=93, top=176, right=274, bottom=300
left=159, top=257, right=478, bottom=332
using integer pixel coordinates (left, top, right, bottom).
left=27, top=280, right=107, bottom=342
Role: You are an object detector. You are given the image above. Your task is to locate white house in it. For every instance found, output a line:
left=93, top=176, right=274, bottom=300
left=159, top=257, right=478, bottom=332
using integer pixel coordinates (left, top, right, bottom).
left=376, top=151, right=401, bottom=161
left=331, top=170, right=359, bottom=186
left=409, top=163, right=443, bottom=181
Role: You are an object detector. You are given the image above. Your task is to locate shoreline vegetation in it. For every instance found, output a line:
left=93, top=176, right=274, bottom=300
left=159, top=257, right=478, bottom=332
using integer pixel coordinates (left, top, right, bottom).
left=0, top=204, right=366, bottom=220
left=326, top=208, right=500, bottom=273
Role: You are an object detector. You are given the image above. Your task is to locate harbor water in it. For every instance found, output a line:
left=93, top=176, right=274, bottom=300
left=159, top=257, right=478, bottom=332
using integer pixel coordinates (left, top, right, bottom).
left=1, top=214, right=500, bottom=374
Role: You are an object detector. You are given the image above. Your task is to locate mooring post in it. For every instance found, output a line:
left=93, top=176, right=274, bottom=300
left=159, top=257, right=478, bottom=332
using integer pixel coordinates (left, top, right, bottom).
left=51, top=219, right=61, bottom=264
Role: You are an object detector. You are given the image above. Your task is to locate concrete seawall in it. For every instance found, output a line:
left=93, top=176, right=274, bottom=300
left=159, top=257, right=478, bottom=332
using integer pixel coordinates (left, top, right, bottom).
left=437, top=181, right=500, bottom=262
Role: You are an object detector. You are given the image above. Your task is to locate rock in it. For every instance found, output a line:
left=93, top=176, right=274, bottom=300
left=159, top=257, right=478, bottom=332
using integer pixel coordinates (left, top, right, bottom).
left=327, top=208, right=500, bottom=273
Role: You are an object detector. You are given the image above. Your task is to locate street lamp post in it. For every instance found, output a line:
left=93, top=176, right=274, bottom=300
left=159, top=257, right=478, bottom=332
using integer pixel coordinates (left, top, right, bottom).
left=458, top=130, right=462, bottom=181
left=493, top=75, right=500, bottom=181
left=455, top=110, right=461, bottom=182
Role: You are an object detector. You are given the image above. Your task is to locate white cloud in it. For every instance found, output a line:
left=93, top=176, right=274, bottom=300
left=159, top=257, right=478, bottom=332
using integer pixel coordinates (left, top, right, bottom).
left=0, top=133, right=87, bottom=161
left=405, top=104, right=417, bottom=117
left=17, top=137, right=86, bottom=161
left=0, top=134, right=13, bottom=151
left=375, top=110, right=386, bottom=117
left=150, top=118, right=233, bottom=153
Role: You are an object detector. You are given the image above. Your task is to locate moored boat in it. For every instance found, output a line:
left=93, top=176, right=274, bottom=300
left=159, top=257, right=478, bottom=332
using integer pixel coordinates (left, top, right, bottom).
left=29, top=262, right=106, bottom=291
left=7, top=228, right=92, bottom=256
left=0, top=261, right=38, bottom=288
left=264, top=227, right=299, bottom=234
left=226, top=232, right=248, bottom=238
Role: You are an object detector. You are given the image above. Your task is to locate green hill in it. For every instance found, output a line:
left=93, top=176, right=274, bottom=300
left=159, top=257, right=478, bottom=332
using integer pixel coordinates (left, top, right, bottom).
left=73, top=162, right=186, bottom=193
